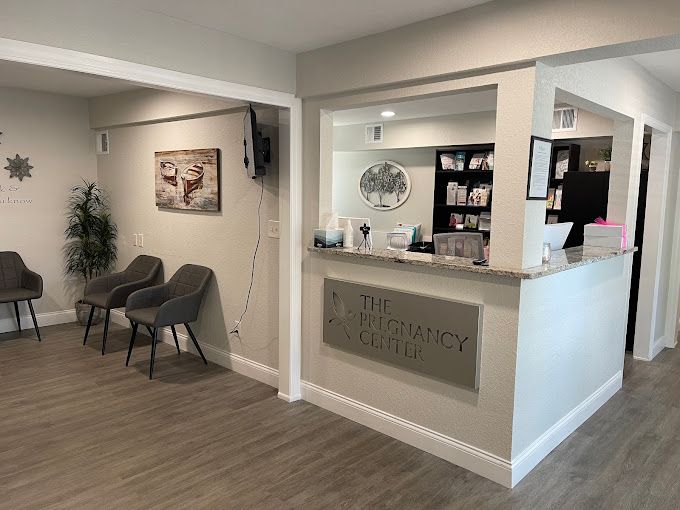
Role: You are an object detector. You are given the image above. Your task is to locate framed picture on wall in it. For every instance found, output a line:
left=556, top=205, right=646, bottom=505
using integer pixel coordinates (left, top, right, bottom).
left=155, top=148, right=220, bottom=211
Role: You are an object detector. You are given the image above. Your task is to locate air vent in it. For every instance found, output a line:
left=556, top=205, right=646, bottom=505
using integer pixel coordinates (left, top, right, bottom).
left=552, top=107, right=578, bottom=132
left=365, top=123, right=383, bottom=144
left=96, top=131, right=109, bottom=155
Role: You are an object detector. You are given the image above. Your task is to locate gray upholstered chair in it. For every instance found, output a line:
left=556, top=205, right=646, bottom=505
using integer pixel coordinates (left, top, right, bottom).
left=83, top=255, right=162, bottom=355
left=0, top=252, right=43, bottom=341
left=125, top=264, right=212, bottom=379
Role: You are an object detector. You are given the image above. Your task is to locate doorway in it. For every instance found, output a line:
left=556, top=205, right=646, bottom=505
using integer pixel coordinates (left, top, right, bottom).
left=626, top=132, right=651, bottom=351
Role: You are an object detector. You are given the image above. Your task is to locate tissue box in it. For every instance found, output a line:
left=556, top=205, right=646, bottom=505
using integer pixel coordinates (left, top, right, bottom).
left=313, top=229, right=344, bottom=248
left=584, top=223, right=625, bottom=238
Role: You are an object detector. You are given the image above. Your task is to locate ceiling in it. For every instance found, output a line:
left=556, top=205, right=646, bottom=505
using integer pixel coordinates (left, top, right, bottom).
left=0, top=60, right=140, bottom=98
left=333, top=89, right=498, bottom=126
left=633, top=49, right=680, bottom=92
left=116, top=0, right=493, bottom=53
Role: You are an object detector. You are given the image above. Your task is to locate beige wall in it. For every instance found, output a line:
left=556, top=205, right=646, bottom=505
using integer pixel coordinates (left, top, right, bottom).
left=333, top=111, right=497, bottom=151
left=89, top=89, right=246, bottom=129
left=0, top=0, right=296, bottom=93
left=96, top=108, right=280, bottom=370
left=0, top=87, right=96, bottom=330
left=333, top=148, right=436, bottom=240
left=297, top=0, right=680, bottom=98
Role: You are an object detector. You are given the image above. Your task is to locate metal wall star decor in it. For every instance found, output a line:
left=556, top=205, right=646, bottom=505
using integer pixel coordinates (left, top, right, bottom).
left=4, top=154, right=34, bottom=181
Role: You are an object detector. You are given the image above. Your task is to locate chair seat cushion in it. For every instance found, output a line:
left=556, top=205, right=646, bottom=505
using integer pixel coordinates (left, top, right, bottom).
left=0, top=287, right=41, bottom=303
left=125, top=306, right=161, bottom=326
left=83, top=292, right=110, bottom=309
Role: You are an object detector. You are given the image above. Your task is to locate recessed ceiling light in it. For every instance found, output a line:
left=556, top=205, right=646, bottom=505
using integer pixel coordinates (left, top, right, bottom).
left=381, top=110, right=396, bottom=118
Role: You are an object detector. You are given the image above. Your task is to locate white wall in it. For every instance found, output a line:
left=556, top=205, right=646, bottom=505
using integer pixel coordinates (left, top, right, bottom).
left=333, top=148, right=435, bottom=240
left=296, top=0, right=680, bottom=98
left=513, top=256, right=631, bottom=457
left=95, top=103, right=280, bottom=370
left=0, top=87, right=96, bottom=329
left=0, top=0, right=296, bottom=93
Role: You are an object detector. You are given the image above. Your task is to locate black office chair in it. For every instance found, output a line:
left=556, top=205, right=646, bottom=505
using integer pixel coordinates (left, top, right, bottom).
left=0, top=252, right=43, bottom=341
left=82, top=255, right=162, bottom=355
left=125, top=264, right=212, bottom=379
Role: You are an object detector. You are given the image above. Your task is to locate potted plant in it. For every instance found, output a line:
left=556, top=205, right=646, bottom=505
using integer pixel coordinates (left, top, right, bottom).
left=64, top=180, right=118, bottom=325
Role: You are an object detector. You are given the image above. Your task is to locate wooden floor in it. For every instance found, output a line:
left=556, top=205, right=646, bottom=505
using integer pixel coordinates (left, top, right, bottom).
left=1, top=323, right=679, bottom=509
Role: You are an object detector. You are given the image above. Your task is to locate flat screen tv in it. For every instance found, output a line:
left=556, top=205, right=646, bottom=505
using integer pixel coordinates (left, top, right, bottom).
left=245, top=106, right=266, bottom=178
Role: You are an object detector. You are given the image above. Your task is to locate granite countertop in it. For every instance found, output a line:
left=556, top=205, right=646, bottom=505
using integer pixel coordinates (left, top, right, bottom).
left=308, top=245, right=636, bottom=279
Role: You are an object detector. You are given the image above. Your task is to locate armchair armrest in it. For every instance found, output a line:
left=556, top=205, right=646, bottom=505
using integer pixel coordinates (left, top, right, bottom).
left=156, top=291, right=203, bottom=327
left=126, top=284, right=168, bottom=311
left=85, top=273, right=124, bottom=296
left=22, top=268, right=43, bottom=296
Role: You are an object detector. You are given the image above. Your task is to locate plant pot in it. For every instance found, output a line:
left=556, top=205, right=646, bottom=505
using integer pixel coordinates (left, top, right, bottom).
left=75, top=300, right=102, bottom=326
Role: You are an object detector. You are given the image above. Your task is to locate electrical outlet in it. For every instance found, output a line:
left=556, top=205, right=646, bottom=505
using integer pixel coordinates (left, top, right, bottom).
left=133, top=234, right=138, bottom=246
left=267, top=220, right=280, bottom=239
left=138, top=234, right=144, bottom=248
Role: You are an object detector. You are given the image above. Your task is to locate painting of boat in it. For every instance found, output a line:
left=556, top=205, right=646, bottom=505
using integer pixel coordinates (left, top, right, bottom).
left=155, top=148, right=220, bottom=211
left=160, top=161, right=178, bottom=186
left=181, top=163, right=204, bottom=197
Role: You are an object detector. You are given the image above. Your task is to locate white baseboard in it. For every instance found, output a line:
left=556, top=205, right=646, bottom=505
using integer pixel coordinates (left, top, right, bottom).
left=510, top=370, right=622, bottom=487
left=300, top=380, right=513, bottom=487
left=633, top=336, right=668, bottom=361
left=110, top=310, right=279, bottom=388
left=0, top=307, right=76, bottom=334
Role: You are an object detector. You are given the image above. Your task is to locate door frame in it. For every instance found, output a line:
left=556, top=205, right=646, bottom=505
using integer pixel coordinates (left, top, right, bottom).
left=0, top=37, right=303, bottom=400
left=633, top=113, right=674, bottom=360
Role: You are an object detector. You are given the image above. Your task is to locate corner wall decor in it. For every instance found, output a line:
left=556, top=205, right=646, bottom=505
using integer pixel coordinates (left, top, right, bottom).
left=4, top=154, right=34, bottom=181
left=154, top=148, right=220, bottom=211
left=358, top=160, right=411, bottom=211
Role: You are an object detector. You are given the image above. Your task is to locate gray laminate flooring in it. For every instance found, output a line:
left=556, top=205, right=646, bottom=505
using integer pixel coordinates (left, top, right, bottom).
left=0, top=322, right=678, bottom=509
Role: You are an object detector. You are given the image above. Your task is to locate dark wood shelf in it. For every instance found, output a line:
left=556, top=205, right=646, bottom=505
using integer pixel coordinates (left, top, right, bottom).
left=433, top=144, right=495, bottom=247
left=434, top=203, right=491, bottom=210
left=433, top=226, right=491, bottom=235
left=436, top=169, right=494, bottom=175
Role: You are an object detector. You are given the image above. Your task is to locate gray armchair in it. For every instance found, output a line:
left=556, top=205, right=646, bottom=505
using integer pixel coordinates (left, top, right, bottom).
left=83, top=255, right=162, bottom=355
left=125, top=264, right=212, bottom=379
left=0, top=252, right=43, bottom=341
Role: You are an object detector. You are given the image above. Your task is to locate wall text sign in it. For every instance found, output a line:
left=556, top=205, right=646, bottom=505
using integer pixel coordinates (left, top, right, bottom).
left=323, top=278, right=482, bottom=389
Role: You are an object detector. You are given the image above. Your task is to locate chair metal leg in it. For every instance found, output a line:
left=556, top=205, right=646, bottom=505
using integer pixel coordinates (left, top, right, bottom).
left=149, top=327, right=158, bottom=379
left=83, top=306, right=95, bottom=345
left=171, top=325, right=180, bottom=355
left=13, top=302, right=21, bottom=331
left=101, top=309, right=111, bottom=355
left=184, top=323, right=207, bottom=365
left=145, top=325, right=154, bottom=337
left=126, top=322, right=138, bottom=366
left=27, top=300, right=41, bottom=342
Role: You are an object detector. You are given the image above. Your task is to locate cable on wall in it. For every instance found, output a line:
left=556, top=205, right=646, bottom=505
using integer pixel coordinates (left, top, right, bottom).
left=230, top=175, right=264, bottom=335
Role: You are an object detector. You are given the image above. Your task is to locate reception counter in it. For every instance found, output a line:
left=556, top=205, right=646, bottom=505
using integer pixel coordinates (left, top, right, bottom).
left=309, top=245, right=636, bottom=279
left=305, top=243, right=635, bottom=487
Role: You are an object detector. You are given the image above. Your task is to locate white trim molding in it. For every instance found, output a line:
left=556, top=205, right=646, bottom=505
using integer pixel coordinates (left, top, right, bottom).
left=510, top=370, right=622, bottom=486
left=300, top=380, right=513, bottom=487
left=0, top=307, right=76, bottom=335
left=110, top=311, right=279, bottom=388
left=301, top=370, right=622, bottom=488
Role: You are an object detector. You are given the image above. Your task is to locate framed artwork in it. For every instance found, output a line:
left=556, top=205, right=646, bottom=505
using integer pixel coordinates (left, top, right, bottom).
left=358, top=160, right=411, bottom=211
left=526, top=136, right=553, bottom=200
left=155, top=148, right=220, bottom=211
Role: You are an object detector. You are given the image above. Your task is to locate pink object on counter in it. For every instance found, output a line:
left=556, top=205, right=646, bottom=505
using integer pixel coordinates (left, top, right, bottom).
left=593, top=217, right=627, bottom=249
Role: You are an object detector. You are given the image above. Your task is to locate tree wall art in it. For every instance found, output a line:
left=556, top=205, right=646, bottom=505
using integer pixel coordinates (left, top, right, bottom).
left=358, top=160, right=411, bottom=211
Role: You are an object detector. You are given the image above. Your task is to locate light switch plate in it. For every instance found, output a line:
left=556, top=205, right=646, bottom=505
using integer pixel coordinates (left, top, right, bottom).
left=267, top=220, right=280, bottom=239
left=138, top=234, right=144, bottom=247
left=133, top=234, right=138, bottom=246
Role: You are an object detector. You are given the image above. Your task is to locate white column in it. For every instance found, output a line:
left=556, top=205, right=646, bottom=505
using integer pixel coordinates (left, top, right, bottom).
left=490, top=66, right=554, bottom=269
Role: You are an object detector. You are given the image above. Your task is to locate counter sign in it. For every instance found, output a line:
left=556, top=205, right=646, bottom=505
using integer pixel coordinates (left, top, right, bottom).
left=323, top=278, right=482, bottom=389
